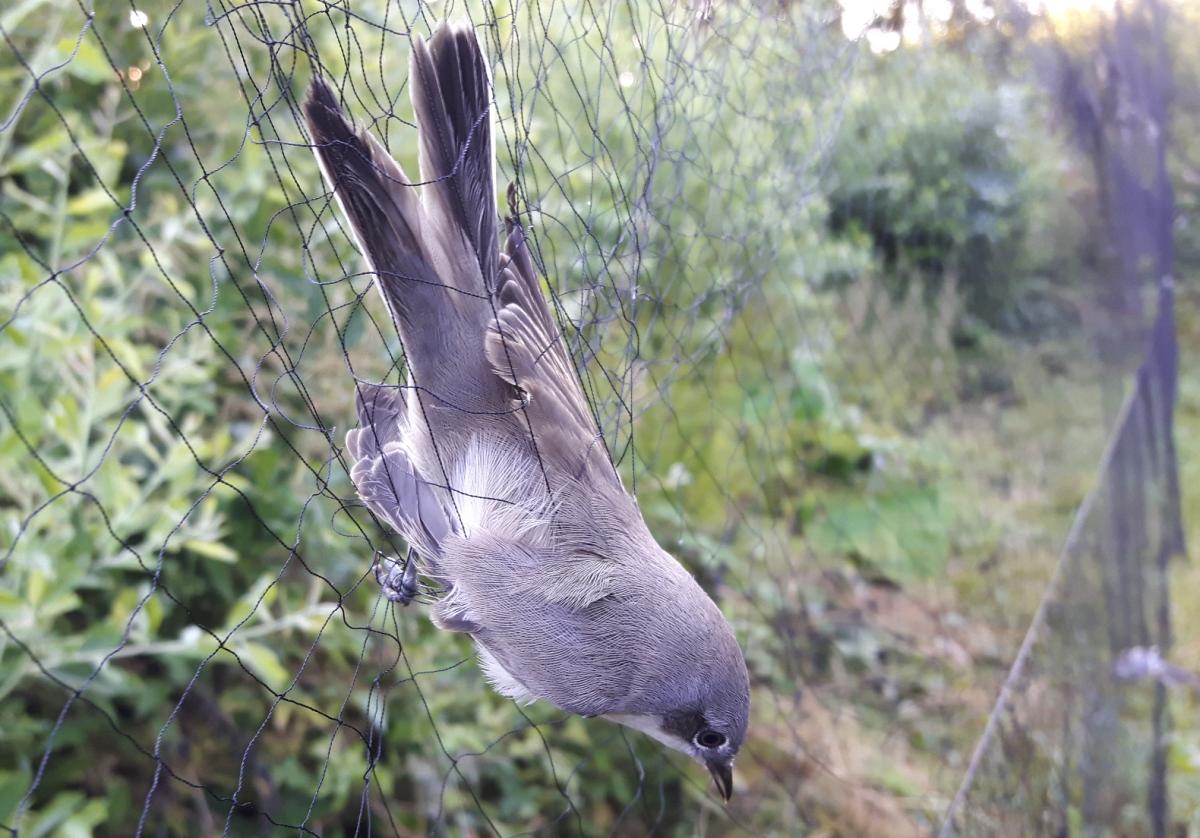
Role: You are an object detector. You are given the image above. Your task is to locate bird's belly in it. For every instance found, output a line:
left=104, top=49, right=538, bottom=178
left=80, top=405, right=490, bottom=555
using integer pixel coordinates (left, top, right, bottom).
left=475, top=640, right=539, bottom=705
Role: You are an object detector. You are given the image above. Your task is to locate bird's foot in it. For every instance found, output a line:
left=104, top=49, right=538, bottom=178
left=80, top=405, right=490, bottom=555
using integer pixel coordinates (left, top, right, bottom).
left=372, top=547, right=420, bottom=605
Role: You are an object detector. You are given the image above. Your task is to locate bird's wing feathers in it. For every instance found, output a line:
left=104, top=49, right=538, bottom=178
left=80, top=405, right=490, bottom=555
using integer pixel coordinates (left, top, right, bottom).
left=486, top=221, right=620, bottom=487
left=344, top=384, right=407, bottom=459
left=346, top=384, right=455, bottom=556
left=534, top=551, right=617, bottom=609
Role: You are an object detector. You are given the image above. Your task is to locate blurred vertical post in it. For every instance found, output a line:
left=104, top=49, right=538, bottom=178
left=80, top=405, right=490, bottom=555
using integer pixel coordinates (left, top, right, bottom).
left=941, top=0, right=1186, bottom=832
left=1059, top=0, right=1181, bottom=832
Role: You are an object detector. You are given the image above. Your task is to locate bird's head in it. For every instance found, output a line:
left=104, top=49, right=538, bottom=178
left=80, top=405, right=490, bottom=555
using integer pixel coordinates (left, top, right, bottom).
left=606, top=606, right=750, bottom=803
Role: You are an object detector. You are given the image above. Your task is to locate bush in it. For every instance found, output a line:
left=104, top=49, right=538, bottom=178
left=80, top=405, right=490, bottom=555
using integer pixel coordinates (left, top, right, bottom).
left=825, top=48, right=1056, bottom=329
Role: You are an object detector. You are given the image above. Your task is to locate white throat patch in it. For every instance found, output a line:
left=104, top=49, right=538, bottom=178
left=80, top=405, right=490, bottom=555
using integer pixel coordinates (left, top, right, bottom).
left=604, top=713, right=693, bottom=756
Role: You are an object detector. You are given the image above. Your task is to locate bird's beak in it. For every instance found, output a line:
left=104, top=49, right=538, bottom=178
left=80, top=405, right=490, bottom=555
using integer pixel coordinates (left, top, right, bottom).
left=707, top=759, right=734, bottom=803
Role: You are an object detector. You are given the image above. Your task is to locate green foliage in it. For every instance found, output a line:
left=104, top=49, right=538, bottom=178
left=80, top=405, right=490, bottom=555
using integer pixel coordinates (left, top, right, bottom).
left=0, top=0, right=1120, bottom=834
left=825, top=48, right=1061, bottom=329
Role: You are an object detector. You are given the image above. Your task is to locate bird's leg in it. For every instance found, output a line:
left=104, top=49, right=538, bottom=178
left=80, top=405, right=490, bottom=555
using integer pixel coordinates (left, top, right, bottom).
left=372, top=546, right=420, bottom=605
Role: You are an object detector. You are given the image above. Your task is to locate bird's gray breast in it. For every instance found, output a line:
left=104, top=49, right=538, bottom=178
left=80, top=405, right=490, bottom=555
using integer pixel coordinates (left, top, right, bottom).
left=453, top=541, right=710, bottom=718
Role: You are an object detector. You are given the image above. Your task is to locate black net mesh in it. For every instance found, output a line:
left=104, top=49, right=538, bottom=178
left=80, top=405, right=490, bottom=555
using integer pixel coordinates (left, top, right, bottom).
left=0, top=0, right=1191, bottom=835
left=942, top=1, right=1188, bottom=831
left=942, top=280, right=1185, bottom=835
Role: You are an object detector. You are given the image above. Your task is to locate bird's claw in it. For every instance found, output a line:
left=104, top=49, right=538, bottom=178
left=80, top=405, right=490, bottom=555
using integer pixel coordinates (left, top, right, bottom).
left=373, top=547, right=420, bottom=605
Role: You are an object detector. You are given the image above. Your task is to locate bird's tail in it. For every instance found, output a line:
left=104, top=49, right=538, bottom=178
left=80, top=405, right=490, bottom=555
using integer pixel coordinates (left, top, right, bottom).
left=303, top=78, right=445, bottom=343
left=409, top=23, right=499, bottom=299
left=303, top=23, right=500, bottom=387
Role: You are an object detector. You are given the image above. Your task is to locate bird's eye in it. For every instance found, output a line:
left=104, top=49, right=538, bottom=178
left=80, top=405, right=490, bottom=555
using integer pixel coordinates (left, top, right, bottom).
left=695, top=729, right=726, bottom=749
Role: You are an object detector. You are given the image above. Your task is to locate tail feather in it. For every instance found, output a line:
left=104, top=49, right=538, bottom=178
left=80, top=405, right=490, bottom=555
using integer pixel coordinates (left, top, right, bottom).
left=410, top=24, right=499, bottom=294
left=304, top=79, right=444, bottom=335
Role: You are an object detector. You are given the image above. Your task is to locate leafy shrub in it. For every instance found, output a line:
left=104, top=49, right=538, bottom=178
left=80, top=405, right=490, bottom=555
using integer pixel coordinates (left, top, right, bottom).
left=825, top=48, right=1054, bottom=329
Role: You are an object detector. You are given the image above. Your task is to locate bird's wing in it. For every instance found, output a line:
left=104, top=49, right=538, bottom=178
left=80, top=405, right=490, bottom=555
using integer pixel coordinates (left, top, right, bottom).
left=485, top=218, right=621, bottom=488
left=345, top=384, right=455, bottom=556
left=534, top=550, right=618, bottom=610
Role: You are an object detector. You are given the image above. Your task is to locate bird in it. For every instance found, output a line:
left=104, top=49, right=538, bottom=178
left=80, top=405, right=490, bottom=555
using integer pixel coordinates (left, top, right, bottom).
left=303, top=22, right=749, bottom=802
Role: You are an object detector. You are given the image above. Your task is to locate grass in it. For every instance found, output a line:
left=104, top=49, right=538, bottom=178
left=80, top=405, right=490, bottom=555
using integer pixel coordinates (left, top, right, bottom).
left=767, top=293, right=1131, bottom=830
